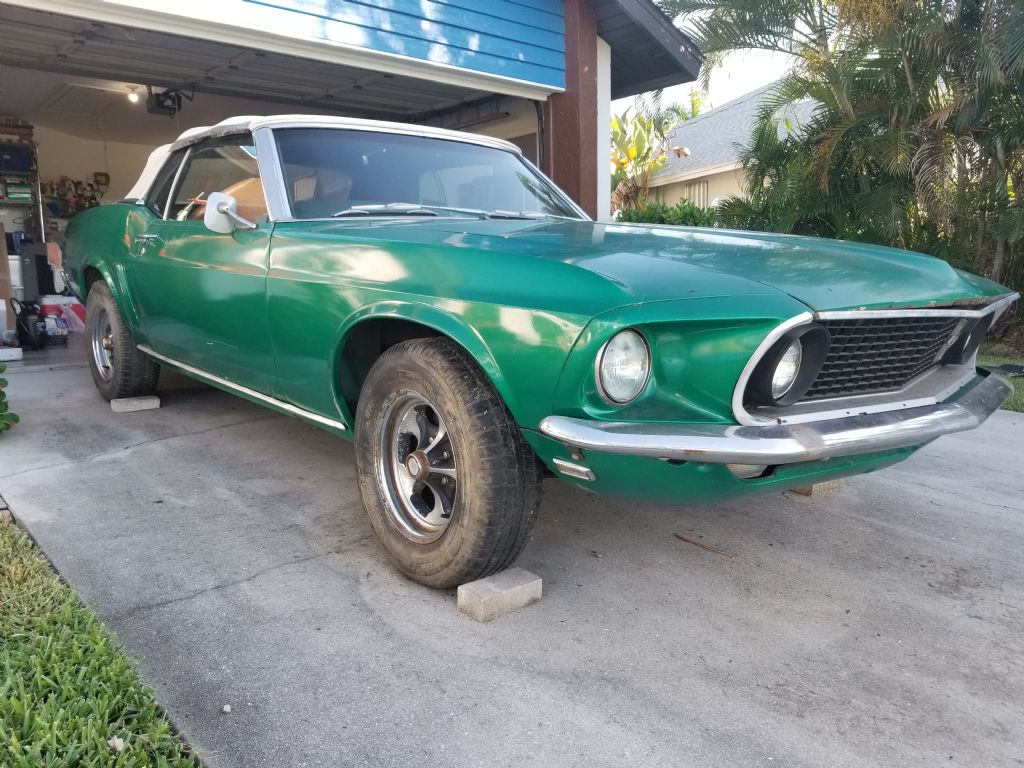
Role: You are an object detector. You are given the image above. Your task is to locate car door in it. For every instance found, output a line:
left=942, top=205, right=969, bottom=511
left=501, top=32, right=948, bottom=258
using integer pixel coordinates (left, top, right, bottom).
left=128, top=135, right=275, bottom=393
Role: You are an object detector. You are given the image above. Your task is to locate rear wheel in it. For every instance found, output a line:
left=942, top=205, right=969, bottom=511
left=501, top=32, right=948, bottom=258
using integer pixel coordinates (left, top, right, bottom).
left=86, top=280, right=159, bottom=401
left=355, top=338, right=542, bottom=588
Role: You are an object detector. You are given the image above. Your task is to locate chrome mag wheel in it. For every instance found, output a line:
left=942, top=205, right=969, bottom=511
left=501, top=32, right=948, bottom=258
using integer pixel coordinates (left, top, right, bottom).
left=90, top=306, right=115, bottom=381
left=377, top=391, right=458, bottom=544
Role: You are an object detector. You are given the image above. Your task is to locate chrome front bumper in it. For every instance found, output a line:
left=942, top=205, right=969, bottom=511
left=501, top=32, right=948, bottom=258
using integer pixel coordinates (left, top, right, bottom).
left=539, top=372, right=1011, bottom=466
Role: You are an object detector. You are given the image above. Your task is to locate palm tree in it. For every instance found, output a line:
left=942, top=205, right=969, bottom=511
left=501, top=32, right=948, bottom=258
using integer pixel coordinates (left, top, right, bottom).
left=671, top=0, right=1023, bottom=325
left=631, top=88, right=703, bottom=136
left=657, top=0, right=839, bottom=90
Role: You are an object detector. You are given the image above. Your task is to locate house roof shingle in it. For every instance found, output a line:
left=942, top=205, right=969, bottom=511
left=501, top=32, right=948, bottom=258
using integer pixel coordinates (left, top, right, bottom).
left=652, top=81, right=817, bottom=184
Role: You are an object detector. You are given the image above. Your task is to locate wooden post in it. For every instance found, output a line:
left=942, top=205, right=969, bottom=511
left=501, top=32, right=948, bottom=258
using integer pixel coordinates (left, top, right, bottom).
left=541, top=0, right=598, bottom=218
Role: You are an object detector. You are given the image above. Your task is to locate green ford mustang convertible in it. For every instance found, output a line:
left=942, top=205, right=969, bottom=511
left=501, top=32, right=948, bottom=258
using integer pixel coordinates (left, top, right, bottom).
left=64, top=116, right=1019, bottom=587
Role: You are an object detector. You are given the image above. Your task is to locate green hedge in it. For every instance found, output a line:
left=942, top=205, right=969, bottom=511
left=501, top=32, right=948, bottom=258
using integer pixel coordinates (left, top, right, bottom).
left=616, top=200, right=719, bottom=228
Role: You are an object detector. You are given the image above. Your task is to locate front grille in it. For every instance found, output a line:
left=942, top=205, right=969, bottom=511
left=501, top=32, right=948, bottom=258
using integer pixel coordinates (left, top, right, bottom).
left=802, top=316, right=962, bottom=401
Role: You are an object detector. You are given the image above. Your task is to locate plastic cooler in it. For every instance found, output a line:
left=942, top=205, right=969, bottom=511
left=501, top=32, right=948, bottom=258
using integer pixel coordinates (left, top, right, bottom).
left=39, top=295, right=86, bottom=330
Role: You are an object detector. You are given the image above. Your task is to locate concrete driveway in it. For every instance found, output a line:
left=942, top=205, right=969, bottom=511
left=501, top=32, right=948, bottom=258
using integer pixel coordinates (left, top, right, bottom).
left=2, top=345, right=1022, bottom=768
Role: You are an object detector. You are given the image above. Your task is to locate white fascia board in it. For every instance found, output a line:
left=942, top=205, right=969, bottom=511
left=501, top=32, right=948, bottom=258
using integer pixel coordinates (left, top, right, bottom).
left=14, top=0, right=564, bottom=101
left=651, top=161, right=743, bottom=187
left=595, top=37, right=612, bottom=222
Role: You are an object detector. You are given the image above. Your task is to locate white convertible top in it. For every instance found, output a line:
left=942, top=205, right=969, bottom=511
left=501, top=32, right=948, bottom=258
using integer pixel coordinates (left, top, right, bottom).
left=125, top=143, right=172, bottom=201
left=125, top=115, right=522, bottom=202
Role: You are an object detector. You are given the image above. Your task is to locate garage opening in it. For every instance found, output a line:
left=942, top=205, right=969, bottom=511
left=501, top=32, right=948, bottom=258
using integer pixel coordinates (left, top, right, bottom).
left=0, top=3, right=547, bottom=328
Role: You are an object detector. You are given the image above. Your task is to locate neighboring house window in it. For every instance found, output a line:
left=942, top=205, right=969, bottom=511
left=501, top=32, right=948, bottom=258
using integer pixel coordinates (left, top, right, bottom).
left=684, top=180, right=709, bottom=208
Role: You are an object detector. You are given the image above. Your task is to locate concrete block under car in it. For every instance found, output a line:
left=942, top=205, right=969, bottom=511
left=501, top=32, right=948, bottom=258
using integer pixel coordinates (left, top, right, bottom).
left=111, top=396, right=161, bottom=413
left=457, top=567, right=542, bottom=622
left=791, top=480, right=844, bottom=496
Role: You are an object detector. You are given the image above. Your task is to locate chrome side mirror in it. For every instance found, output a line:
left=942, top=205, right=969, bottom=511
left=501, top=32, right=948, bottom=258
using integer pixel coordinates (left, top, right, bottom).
left=203, top=192, right=258, bottom=234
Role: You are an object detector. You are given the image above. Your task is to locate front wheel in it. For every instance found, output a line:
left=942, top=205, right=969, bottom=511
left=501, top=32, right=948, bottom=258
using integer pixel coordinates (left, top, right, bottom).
left=85, top=280, right=160, bottom=401
left=355, top=338, right=542, bottom=588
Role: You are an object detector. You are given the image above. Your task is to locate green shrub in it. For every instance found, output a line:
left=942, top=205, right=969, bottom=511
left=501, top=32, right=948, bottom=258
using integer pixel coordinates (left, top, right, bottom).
left=0, top=362, right=16, bottom=433
left=616, top=199, right=719, bottom=228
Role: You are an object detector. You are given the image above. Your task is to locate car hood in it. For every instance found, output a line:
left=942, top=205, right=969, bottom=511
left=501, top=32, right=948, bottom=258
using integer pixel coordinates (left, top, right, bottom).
left=392, top=218, right=1010, bottom=311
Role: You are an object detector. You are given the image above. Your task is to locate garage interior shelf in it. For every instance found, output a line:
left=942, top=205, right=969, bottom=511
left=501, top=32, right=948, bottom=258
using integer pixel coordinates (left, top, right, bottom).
left=0, top=139, right=41, bottom=231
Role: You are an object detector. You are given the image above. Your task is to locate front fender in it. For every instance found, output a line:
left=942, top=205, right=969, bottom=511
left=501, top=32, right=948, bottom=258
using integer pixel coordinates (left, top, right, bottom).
left=551, top=293, right=811, bottom=425
left=64, top=203, right=152, bottom=331
left=81, top=258, right=142, bottom=329
left=334, top=299, right=589, bottom=429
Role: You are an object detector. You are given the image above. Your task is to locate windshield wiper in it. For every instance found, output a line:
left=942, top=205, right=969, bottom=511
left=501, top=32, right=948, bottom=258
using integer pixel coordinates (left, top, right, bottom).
left=484, top=210, right=576, bottom=221
left=333, top=203, right=439, bottom=217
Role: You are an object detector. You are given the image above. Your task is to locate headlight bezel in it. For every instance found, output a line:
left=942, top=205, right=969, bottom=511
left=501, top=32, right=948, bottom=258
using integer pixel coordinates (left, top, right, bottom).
left=595, top=328, right=652, bottom=405
left=941, top=315, right=993, bottom=365
left=746, top=324, right=830, bottom=407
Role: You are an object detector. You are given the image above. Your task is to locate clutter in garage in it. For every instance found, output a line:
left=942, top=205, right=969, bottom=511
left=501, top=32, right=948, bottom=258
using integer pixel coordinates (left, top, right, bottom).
left=0, top=116, right=85, bottom=359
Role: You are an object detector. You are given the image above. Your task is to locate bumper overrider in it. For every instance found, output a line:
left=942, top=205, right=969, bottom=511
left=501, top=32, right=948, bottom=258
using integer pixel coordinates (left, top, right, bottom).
left=539, top=371, right=1011, bottom=466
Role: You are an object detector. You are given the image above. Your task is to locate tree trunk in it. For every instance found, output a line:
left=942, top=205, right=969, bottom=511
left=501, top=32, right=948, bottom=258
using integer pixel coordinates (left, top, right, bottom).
left=991, top=236, right=1006, bottom=283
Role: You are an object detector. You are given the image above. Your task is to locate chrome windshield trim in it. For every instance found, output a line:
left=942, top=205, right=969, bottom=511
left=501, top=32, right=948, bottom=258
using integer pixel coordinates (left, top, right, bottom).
left=162, top=146, right=191, bottom=221
left=137, top=345, right=347, bottom=432
left=258, top=125, right=587, bottom=224
left=542, top=371, right=1010, bottom=466
left=253, top=127, right=290, bottom=222
left=520, top=156, right=591, bottom=221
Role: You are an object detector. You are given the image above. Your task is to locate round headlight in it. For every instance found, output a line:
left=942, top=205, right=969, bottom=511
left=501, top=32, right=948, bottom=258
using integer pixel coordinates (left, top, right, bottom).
left=746, top=325, right=830, bottom=408
left=771, top=339, right=803, bottom=399
left=598, top=329, right=650, bottom=404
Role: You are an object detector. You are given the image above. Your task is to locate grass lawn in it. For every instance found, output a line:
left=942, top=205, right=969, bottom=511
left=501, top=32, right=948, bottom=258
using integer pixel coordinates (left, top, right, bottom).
left=0, top=515, right=199, bottom=767
left=979, top=346, right=1024, bottom=413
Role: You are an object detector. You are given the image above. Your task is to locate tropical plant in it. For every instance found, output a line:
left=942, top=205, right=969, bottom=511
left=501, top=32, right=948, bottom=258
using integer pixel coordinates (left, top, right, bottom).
left=610, top=109, right=690, bottom=212
left=0, top=362, right=17, bottom=433
left=632, top=88, right=704, bottom=134
left=617, top=199, right=720, bottom=227
left=667, top=0, right=1024, bottom=336
left=657, top=0, right=841, bottom=90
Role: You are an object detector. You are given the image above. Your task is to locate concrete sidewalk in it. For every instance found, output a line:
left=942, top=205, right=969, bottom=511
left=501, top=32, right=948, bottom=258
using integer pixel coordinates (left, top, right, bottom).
left=1, top=347, right=1022, bottom=767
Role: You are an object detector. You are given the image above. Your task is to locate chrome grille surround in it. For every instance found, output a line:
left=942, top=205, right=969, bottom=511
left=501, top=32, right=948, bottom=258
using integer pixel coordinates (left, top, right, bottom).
left=732, top=293, right=1020, bottom=427
left=802, top=315, right=963, bottom=400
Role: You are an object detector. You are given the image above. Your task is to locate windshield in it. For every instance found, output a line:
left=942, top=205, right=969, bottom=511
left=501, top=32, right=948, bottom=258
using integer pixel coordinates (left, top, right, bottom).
left=273, top=128, right=585, bottom=220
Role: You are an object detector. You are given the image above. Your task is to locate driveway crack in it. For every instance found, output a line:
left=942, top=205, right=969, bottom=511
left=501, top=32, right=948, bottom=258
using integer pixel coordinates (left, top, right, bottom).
left=110, top=552, right=329, bottom=620
left=893, top=476, right=1024, bottom=513
left=108, top=535, right=374, bottom=621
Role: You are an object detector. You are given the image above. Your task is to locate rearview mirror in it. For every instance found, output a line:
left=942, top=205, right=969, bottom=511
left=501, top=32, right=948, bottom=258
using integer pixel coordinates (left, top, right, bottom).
left=204, top=192, right=258, bottom=234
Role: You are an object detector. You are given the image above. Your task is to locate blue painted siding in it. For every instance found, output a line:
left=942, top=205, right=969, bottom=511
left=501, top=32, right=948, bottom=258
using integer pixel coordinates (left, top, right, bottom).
left=245, top=0, right=565, bottom=89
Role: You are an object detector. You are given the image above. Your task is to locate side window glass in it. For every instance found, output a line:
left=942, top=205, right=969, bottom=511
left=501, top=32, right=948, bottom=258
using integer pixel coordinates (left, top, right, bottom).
left=168, top=138, right=266, bottom=223
left=145, top=149, right=186, bottom=216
